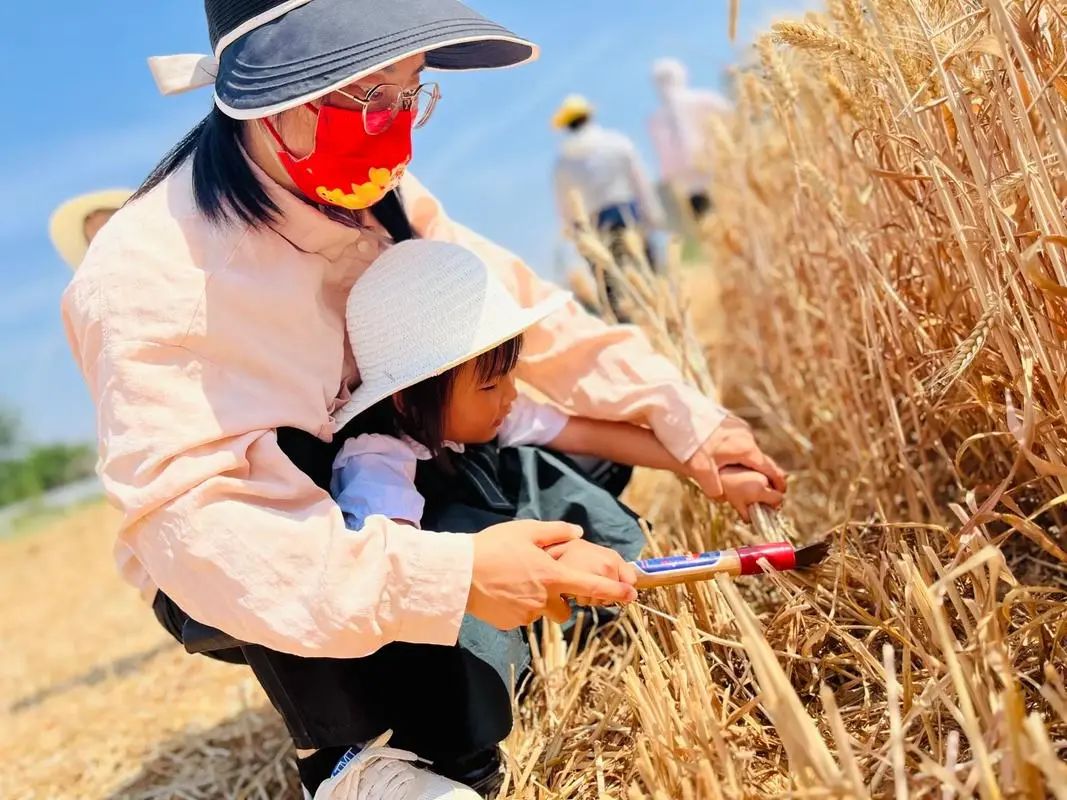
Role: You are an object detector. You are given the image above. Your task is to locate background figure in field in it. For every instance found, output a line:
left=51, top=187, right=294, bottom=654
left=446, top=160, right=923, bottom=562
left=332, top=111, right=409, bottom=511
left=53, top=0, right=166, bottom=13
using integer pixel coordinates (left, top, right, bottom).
left=48, top=189, right=131, bottom=271
left=552, top=94, right=664, bottom=323
left=649, top=58, right=730, bottom=228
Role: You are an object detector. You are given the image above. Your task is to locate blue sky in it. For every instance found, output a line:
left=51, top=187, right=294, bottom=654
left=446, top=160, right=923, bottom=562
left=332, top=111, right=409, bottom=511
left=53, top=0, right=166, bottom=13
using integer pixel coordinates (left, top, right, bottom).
left=0, top=0, right=811, bottom=443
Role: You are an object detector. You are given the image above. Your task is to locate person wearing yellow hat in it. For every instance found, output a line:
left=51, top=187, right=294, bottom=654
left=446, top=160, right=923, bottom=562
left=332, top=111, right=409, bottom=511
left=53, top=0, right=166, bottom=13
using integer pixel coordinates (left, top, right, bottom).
left=550, top=93, right=594, bottom=130
left=551, top=94, right=664, bottom=321
left=48, top=189, right=132, bottom=270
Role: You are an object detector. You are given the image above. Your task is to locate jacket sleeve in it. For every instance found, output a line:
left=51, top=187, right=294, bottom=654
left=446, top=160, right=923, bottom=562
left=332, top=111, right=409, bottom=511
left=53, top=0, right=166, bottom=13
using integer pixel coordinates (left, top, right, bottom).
left=402, top=173, right=726, bottom=463
left=497, top=395, right=570, bottom=448
left=62, top=279, right=472, bottom=660
left=331, top=434, right=427, bottom=530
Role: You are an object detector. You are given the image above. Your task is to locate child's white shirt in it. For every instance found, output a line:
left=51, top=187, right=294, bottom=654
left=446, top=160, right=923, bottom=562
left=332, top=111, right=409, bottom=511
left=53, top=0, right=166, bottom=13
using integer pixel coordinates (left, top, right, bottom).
left=331, top=395, right=570, bottom=531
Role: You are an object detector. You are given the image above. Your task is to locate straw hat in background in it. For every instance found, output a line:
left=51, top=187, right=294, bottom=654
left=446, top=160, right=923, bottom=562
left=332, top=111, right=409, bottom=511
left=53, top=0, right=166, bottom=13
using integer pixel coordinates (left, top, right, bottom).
left=332, top=240, right=569, bottom=431
left=48, top=189, right=132, bottom=270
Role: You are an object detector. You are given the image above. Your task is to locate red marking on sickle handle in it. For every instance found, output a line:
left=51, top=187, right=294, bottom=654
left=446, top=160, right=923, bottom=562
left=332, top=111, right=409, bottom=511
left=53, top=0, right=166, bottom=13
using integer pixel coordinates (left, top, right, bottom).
left=736, top=543, right=797, bottom=575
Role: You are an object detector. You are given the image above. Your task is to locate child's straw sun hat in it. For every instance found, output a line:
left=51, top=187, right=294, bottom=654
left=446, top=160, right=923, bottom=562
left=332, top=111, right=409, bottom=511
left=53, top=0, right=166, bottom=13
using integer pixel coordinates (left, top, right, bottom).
left=332, top=240, right=570, bottom=431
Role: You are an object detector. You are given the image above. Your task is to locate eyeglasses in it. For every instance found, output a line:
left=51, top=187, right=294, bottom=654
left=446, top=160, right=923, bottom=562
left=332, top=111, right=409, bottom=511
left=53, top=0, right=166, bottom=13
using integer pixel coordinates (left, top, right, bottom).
left=330, top=82, right=441, bottom=135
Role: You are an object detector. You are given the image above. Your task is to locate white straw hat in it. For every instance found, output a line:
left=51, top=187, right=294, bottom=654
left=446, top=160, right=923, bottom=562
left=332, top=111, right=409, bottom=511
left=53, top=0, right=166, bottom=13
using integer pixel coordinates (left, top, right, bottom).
left=332, top=240, right=570, bottom=431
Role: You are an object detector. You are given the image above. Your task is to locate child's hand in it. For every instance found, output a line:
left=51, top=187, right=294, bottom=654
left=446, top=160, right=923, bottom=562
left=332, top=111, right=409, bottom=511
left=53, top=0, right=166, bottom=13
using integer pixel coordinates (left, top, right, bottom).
left=545, top=539, right=638, bottom=607
left=686, top=417, right=787, bottom=500
left=717, top=466, right=785, bottom=521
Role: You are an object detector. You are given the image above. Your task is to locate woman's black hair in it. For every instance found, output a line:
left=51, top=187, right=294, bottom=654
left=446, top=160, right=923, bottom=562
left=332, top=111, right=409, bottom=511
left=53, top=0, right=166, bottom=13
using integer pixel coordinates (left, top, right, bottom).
left=131, top=105, right=416, bottom=241
left=133, top=107, right=279, bottom=227
left=348, top=334, right=524, bottom=467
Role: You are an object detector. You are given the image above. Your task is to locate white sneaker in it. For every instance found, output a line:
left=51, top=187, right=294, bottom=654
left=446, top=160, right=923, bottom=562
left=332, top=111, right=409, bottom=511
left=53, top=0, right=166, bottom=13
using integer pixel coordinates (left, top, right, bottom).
left=305, top=733, right=484, bottom=800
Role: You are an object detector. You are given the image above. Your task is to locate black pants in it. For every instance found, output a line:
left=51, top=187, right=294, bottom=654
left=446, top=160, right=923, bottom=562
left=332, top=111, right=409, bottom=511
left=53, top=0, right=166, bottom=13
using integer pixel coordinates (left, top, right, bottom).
left=689, top=191, right=712, bottom=219
left=590, top=203, right=659, bottom=324
left=154, top=590, right=513, bottom=793
left=151, top=456, right=634, bottom=776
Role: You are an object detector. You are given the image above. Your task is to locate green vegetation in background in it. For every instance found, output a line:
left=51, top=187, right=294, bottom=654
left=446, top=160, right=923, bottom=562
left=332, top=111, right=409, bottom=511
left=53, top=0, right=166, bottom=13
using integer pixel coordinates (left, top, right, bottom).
left=0, top=407, right=96, bottom=508
left=2, top=496, right=103, bottom=540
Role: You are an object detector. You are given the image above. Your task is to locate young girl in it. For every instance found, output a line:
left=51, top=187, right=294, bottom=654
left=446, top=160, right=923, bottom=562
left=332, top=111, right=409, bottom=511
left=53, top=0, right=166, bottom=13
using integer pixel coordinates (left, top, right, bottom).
left=329, top=239, right=725, bottom=596
left=298, top=240, right=778, bottom=798
left=331, top=238, right=773, bottom=537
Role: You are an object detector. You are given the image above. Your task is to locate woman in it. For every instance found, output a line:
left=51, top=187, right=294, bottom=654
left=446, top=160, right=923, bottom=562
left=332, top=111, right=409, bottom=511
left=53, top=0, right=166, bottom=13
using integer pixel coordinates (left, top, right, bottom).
left=552, top=94, right=664, bottom=321
left=62, top=2, right=786, bottom=798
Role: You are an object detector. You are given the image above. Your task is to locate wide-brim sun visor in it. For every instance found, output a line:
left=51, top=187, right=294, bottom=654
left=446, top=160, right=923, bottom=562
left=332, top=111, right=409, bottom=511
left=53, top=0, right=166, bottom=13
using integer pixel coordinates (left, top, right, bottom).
left=149, top=0, right=538, bottom=119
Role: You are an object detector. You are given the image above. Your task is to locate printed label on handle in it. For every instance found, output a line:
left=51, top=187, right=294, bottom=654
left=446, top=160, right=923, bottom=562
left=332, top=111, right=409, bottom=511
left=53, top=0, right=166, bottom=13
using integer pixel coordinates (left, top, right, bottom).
left=634, top=551, right=724, bottom=574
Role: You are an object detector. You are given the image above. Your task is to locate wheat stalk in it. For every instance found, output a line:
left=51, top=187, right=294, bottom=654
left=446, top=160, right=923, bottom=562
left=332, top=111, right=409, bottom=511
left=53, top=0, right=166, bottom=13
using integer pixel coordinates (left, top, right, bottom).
left=757, top=36, right=800, bottom=109
left=924, top=298, right=1000, bottom=400
left=773, top=20, right=886, bottom=75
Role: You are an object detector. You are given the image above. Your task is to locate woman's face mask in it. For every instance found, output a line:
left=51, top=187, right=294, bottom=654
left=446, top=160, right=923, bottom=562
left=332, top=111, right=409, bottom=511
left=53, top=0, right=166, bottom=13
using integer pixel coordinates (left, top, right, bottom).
left=264, top=104, right=413, bottom=211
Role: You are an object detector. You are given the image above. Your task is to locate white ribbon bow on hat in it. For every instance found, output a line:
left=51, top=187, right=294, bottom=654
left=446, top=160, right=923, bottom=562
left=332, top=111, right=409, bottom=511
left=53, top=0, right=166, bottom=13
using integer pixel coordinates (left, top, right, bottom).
left=147, top=0, right=315, bottom=96
left=148, top=54, right=218, bottom=96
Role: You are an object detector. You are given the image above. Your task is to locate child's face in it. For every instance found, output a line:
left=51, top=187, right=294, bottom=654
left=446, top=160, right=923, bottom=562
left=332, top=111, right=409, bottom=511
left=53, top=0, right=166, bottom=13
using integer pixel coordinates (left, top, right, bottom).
left=442, top=362, right=518, bottom=444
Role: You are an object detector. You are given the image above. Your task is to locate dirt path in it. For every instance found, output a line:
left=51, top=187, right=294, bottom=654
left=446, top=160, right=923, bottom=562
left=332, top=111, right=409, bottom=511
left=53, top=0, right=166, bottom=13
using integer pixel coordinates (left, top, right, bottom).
left=0, top=503, right=295, bottom=799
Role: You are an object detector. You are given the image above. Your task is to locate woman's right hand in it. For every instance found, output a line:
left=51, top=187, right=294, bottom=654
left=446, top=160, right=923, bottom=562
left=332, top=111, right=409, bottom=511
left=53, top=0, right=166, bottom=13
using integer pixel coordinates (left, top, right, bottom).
left=466, top=520, right=638, bottom=629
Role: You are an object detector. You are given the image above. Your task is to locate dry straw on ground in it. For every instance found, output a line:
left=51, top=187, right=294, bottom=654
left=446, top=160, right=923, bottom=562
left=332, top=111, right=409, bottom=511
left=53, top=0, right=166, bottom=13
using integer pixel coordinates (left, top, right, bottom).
left=512, top=0, right=1067, bottom=795
left=3, top=0, right=1066, bottom=797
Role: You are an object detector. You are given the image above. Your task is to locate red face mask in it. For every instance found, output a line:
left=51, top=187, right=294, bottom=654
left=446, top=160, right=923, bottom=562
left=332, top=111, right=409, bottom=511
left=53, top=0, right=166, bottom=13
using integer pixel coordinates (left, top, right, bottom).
left=264, top=105, right=413, bottom=210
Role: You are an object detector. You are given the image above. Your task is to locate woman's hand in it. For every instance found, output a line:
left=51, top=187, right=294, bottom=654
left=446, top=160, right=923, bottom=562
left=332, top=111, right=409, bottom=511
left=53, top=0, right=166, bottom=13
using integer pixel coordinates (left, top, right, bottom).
left=686, top=416, right=787, bottom=504
left=544, top=539, right=638, bottom=607
left=466, top=521, right=638, bottom=629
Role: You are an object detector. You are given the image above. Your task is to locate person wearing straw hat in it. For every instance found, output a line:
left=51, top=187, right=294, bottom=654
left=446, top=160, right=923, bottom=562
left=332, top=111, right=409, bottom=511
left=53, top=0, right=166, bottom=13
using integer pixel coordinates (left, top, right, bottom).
left=552, top=94, right=665, bottom=321
left=648, top=58, right=731, bottom=224
left=48, top=189, right=132, bottom=270
left=61, top=1, right=786, bottom=796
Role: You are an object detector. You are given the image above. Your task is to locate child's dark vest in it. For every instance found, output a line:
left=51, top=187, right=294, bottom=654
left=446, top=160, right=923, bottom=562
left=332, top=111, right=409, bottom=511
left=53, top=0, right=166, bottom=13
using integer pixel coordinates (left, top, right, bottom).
left=415, top=442, right=644, bottom=562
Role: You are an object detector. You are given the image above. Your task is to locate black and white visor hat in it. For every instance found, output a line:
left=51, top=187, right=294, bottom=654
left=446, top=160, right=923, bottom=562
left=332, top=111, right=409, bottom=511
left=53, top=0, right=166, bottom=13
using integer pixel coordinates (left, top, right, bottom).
left=149, top=0, right=538, bottom=119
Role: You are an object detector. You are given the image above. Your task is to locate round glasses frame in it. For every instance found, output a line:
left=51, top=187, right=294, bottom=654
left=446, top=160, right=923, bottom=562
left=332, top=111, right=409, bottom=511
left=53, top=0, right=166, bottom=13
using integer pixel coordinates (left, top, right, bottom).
left=331, top=82, right=442, bottom=135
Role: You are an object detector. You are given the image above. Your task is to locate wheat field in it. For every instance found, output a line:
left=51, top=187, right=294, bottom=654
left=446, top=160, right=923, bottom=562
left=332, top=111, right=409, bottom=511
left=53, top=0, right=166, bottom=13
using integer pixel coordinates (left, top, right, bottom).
left=2, top=0, right=1065, bottom=797
left=529, top=0, right=1066, bottom=795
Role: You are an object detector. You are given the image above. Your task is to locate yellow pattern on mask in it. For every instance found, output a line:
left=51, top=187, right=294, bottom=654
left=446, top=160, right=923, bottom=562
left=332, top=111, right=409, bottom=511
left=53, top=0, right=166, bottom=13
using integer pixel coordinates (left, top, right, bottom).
left=315, top=163, right=408, bottom=210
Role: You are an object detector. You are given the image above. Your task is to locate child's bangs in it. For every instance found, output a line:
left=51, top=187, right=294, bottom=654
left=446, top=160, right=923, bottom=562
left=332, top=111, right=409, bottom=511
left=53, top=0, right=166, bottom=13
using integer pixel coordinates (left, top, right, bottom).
left=473, top=334, right=524, bottom=383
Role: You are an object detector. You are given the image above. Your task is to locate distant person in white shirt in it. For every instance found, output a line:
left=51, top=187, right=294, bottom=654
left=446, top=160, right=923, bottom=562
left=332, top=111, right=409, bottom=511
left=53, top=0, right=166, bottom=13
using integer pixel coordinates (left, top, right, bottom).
left=648, top=58, right=731, bottom=222
left=552, top=95, right=664, bottom=320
